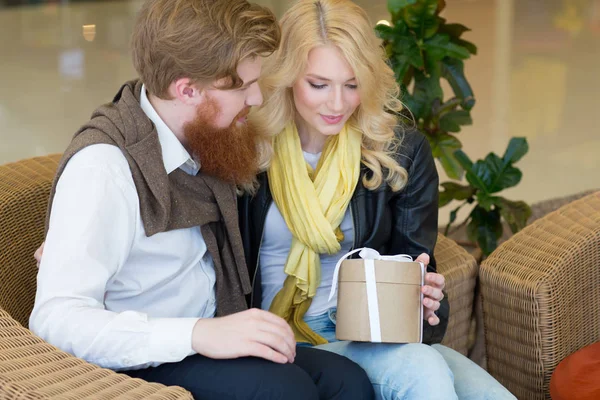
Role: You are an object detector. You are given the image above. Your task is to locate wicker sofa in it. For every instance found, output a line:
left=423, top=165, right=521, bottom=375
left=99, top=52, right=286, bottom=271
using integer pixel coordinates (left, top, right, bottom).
left=480, top=191, right=600, bottom=400
left=0, top=154, right=478, bottom=399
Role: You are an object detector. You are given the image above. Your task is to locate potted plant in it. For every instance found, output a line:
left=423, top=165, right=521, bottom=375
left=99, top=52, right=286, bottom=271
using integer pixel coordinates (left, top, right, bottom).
left=376, top=0, right=531, bottom=256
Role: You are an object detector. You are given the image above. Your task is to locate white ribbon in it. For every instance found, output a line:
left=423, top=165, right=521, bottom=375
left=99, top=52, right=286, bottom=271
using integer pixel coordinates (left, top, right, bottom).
left=328, top=248, right=414, bottom=301
left=364, top=259, right=381, bottom=342
left=328, top=248, right=415, bottom=342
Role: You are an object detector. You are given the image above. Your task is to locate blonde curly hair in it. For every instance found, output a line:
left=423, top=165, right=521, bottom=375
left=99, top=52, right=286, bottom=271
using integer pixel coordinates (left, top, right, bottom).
left=252, top=0, right=408, bottom=191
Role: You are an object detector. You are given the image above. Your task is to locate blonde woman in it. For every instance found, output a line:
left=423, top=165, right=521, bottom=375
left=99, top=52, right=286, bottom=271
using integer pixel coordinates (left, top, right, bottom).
left=239, top=0, right=516, bottom=398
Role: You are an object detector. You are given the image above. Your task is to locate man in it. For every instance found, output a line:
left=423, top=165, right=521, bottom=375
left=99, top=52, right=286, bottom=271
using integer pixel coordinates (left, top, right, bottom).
left=29, top=1, right=373, bottom=399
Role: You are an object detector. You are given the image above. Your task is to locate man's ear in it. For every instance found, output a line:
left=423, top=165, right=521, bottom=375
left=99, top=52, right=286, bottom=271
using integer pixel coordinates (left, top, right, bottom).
left=171, top=78, right=205, bottom=105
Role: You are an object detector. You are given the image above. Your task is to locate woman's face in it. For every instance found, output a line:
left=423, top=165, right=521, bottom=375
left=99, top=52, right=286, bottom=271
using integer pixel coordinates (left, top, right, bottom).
left=292, top=45, right=361, bottom=137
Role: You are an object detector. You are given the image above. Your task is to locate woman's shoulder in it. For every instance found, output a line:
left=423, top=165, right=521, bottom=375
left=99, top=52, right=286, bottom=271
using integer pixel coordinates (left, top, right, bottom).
left=392, top=125, right=432, bottom=169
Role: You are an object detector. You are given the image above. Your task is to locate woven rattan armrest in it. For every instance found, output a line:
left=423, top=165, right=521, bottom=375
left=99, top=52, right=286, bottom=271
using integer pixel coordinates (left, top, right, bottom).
left=480, top=192, right=600, bottom=400
left=0, top=308, right=193, bottom=399
left=436, top=233, right=478, bottom=355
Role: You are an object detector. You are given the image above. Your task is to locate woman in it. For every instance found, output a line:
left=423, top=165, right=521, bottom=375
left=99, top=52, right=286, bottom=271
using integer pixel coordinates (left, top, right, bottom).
left=239, top=0, right=516, bottom=399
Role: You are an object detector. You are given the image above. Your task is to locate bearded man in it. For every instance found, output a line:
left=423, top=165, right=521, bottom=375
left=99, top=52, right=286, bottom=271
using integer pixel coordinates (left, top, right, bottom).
left=29, top=1, right=373, bottom=399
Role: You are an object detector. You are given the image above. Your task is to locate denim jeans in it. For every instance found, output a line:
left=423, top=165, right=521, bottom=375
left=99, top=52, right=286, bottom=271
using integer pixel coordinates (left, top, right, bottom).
left=303, top=309, right=516, bottom=400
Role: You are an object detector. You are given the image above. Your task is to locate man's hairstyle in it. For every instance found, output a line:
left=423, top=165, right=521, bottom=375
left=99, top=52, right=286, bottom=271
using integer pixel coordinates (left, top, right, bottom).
left=131, top=0, right=280, bottom=98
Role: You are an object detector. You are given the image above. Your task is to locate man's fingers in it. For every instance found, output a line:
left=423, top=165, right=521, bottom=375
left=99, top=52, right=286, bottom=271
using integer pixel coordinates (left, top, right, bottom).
left=256, top=309, right=294, bottom=334
left=247, top=340, right=289, bottom=364
left=253, top=309, right=296, bottom=347
left=253, top=331, right=295, bottom=363
left=258, top=322, right=296, bottom=358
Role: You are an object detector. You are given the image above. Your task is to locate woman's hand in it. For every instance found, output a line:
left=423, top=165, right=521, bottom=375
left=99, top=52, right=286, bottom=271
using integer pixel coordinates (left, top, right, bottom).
left=415, top=253, right=445, bottom=326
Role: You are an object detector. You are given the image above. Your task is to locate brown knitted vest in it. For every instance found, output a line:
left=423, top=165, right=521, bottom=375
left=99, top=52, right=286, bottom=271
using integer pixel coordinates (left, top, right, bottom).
left=45, top=80, right=251, bottom=316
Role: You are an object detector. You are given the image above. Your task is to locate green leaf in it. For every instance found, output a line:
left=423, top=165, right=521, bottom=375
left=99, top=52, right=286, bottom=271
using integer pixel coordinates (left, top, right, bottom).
left=439, top=115, right=460, bottom=133
left=424, top=53, right=442, bottom=78
left=376, top=17, right=409, bottom=43
left=467, top=206, right=503, bottom=256
left=453, top=149, right=474, bottom=174
left=436, top=0, right=446, bottom=14
left=393, top=59, right=411, bottom=83
left=453, top=38, right=478, bottom=55
left=476, top=193, right=497, bottom=211
left=437, top=21, right=477, bottom=54
left=439, top=151, right=464, bottom=180
left=388, top=0, right=418, bottom=15
left=394, top=36, right=424, bottom=69
left=424, top=34, right=470, bottom=60
left=392, top=18, right=411, bottom=35
left=423, top=34, right=452, bottom=61
left=431, top=134, right=461, bottom=158
left=478, top=154, right=500, bottom=186
left=462, top=161, right=490, bottom=194
left=432, top=135, right=463, bottom=179
left=496, top=197, right=532, bottom=234
left=444, top=41, right=472, bottom=60
left=438, top=23, right=471, bottom=39
left=400, top=87, right=422, bottom=118
left=401, top=0, right=439, bottom=38
left=443, top=200, right=465, bottom=236
left=469, top=154, right=521, bottom=194
left=480, top=143, right=527, bottom=193
left=420, top=71, right=444, bottom=100
left=407, top=70, right=443, bottom=120
left=442, top=58, right=475, bottom=110
left=439, top=110, right=472, bottom=132
left=439, top=182, right=475, bottom=207
left=375, top=24, right=395, bottom=41
left=483, top=153, right=522, bottom=193
left=435, top=97, right=462, bottom=115
left=402, top=65, right=415, bottom=86
left=423, top=34, right=471, bottom=60
left=502, top=137, right=529, bottom=164
left=447, top=109, right=472, bottom=125
left=439, top=191, right=452, bottom=208
left=455, top=139, right=526, bottom=196
left=448, top=207, right=458, bottom=224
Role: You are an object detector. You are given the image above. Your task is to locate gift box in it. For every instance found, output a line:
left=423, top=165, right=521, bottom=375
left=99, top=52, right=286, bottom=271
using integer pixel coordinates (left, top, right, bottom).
left=329, top=248, right=425, bottom=343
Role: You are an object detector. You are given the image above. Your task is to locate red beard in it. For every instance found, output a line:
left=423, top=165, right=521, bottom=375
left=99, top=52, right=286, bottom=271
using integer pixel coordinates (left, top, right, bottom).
left=184, top=98, right=260, bottom=186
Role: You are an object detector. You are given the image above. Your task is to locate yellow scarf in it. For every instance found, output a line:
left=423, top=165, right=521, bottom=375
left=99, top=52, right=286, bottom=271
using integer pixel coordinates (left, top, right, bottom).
left=268, top=122, right=362, bottom=345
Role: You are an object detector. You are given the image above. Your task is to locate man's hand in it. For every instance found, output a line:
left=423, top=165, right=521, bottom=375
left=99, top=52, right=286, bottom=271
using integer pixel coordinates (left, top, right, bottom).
left=34, top=242, right=45, bottom=268
left=192, top=308, right=296, bottom=364
left=415, top=253, right=445, bottom=326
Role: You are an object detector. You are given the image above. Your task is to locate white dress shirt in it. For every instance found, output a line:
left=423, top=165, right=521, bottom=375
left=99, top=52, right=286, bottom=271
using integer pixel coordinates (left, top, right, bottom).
left=259, top=151, right=355, bottom=317
left=30, top=85, right=217, bottom=371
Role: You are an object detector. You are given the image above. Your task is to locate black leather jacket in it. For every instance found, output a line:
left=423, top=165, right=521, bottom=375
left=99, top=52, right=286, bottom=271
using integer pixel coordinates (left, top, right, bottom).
left=238, top=129, right=449, bottom=344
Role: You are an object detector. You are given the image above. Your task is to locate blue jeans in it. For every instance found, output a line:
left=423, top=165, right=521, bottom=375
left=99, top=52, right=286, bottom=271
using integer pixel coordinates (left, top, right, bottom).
left=303, top=309, right=516, bottom=400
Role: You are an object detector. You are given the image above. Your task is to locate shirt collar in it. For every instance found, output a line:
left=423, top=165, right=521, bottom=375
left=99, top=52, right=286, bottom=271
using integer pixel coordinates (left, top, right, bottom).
left=139, top=84, right=200, bottom=175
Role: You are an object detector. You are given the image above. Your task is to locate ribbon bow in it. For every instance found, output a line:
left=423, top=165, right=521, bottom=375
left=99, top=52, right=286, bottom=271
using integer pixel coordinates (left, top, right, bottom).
left=328, top=248, right=413, bottom=301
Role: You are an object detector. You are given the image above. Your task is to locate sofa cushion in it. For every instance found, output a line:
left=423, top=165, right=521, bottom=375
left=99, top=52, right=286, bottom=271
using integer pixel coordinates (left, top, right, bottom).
left=550, top=341, right=600, bottom=400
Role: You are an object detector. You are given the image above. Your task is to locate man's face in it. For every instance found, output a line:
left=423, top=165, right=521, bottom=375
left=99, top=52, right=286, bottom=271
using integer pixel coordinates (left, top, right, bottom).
left=203, top=57, right=263, bottom=128
left=182, top=58, right=264, bottom=186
